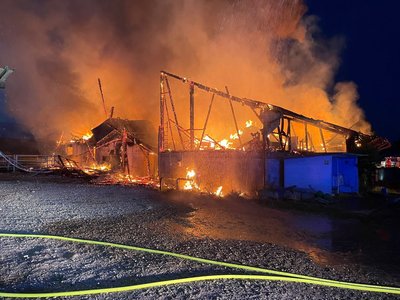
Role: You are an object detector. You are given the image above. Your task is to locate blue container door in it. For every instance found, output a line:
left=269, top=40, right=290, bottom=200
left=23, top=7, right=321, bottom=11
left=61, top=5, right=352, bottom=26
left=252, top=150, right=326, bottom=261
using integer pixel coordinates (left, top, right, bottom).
left=333, top=157, right=358, bottom=193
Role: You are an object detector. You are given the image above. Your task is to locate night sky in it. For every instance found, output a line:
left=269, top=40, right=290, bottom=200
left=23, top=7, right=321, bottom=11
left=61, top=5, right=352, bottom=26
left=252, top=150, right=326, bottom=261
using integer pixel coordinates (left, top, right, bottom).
left=306, top=0, right=400, bottom=142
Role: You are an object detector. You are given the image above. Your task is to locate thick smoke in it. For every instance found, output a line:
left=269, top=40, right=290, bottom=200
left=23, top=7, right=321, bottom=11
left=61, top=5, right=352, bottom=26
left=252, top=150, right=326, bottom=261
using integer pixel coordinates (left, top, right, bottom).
left=0, top=0, right=370, bottom=148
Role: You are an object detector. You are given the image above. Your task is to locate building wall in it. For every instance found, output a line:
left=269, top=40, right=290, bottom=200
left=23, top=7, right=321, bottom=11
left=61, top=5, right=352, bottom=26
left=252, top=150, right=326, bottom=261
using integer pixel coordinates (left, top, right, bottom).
left=160, top=152, right=359, bottom=195
left=95, top=142, right=119, bottom=169
left=284, top=155, right=359, bottom=194
left=265, top=159, right=280, bottom=188
left=126, top=145, right=157, bottom=177
left=159, top=150, right=263, bottom=195
left=93, top=143, right=157, bottom=177
left=284, top=156, right=333, bottom=193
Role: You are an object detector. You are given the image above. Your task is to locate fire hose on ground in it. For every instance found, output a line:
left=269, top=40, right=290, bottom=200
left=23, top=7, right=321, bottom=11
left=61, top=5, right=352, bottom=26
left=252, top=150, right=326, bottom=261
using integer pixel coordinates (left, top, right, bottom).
left=0, top=233, right=400, bottom=298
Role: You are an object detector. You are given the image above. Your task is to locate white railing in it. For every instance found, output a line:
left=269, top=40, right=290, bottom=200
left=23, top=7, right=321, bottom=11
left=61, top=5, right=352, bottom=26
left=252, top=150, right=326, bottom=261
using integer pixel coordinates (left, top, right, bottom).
left=0, top=154, right=57, bottom=172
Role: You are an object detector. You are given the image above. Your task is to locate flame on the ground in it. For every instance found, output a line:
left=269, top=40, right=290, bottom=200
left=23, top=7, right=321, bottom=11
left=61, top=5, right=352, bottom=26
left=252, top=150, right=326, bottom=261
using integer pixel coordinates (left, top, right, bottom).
left=83, top=163, right=111, bottom=174
left=184, top=169, right=199, bottom=190
left=182, top=169, right=224, bottom=197
left=214, top=186, right=223, bottom=197
left=113, top=174, right=158, bottom=186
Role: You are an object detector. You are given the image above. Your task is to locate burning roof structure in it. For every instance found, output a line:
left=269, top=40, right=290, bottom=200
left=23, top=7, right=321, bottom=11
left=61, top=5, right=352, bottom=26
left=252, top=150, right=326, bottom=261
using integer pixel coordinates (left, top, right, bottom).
left=91, top=118, right=157, bottom=151
left=158, top=71, right=391, bottom=195
left=159, top=71, right=390, bottom=154
left=0, top=66, right=39, bottom=154
left=67, top=118, right=157, bottom=178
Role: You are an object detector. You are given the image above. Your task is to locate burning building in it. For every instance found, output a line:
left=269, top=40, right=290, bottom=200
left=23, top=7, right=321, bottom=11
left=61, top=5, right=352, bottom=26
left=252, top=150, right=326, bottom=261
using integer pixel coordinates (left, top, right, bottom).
left=0, top=66, right=39, bottom=155
left=66, top=118, right=157, bottom=178
left=158, top=71, right=390, bottom=196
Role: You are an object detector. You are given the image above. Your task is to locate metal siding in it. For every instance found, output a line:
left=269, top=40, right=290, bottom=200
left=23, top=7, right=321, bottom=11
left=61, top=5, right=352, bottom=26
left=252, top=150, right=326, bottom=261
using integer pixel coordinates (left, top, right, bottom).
left=333, top=156, right=359, bottom=193
left=265, top=159, right=280, bottom=188
left=284, top=156, right=333, bottom=193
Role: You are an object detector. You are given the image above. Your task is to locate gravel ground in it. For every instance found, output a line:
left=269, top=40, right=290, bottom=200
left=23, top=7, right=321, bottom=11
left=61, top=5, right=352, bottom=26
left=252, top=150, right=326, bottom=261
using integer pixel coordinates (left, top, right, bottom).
left=0, top=174, right=399, bottom=299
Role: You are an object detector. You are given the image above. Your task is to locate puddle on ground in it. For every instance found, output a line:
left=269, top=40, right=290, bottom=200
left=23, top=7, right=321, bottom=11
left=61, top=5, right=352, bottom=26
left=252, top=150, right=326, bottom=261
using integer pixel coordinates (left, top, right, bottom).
left=166, top=193, right=400, bottom=271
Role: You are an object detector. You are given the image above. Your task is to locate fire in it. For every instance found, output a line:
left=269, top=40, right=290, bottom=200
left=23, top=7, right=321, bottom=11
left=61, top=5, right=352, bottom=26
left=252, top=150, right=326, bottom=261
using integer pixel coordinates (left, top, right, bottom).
left=182, top=169, right=224, bottom=197
left=219, top=139, right=232, bottom=149
left=198, top=120, right=255, bottom=151
left=229, top=130, right=243, bottom=140
left=183, top=169, right=199, bottom=190
left=214, top=186, right=223, bottom=197
left=82, top=132, right=93, bottom=141
left=187, top=169, right=196, bottom=179
left=83, top=163, right=111, bottom=174
left=203, top=135, right=215, bottom=148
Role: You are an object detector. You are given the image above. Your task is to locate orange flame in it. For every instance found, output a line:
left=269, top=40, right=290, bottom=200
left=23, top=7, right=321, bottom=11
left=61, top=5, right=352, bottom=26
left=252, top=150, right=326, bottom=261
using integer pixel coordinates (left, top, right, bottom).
left=82, top=132, right=93, bottom=141
left=214, top=186, right=223, bottom=197
left=183, top=169, right=199, bottom=190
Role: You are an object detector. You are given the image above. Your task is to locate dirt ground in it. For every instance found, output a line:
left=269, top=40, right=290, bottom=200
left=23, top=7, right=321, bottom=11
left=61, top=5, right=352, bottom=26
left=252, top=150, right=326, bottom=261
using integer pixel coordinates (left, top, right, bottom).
left=0, top=173, right=399, bottom=299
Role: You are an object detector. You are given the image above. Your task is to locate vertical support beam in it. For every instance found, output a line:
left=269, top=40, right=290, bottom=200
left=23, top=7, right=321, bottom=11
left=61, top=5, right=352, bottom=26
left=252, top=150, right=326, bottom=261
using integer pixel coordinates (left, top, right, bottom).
left=307, top=132, right=315, bottom=152
left=304, top=123, right=308, bottom=151
left=262, top=127, right=267, bottom=188
left=198, top=93, right=215, bottom=150
left=319, top=128, right=327, bottom=153
left=287, top=119, right=291, bottom=151
left=279, top=118, right=284, bottom=150
left=189, top=82, right=195, bottom=150
left=164, top=98, right=176, bottom=150
left=159, top=72, right=165, bottom=152
left=165, top=77, right=185, bottom=150
left=225, top=86, right=242, bottom=147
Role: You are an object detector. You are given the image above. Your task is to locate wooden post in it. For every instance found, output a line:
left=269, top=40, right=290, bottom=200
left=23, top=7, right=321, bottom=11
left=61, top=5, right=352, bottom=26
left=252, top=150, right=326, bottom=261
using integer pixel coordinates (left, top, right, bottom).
left=160, top=72, right=165, bottom=152
left=189, top=82, right=195, bottom=150
left=287, top=119, right=291, bottom=151
left=226, top=86, right=242, bottom=147
left=198, top=93, right=215, bottom=150
left=165, top=77, right=185, bottom=150
left=304, top=123, right=308, bottom=151
left=319, top=128, right=327, bottom=153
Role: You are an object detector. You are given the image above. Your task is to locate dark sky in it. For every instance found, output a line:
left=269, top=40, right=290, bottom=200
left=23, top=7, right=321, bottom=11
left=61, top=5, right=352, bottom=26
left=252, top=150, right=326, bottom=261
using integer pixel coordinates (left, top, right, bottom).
left=306, top=0, right=400, bottom=142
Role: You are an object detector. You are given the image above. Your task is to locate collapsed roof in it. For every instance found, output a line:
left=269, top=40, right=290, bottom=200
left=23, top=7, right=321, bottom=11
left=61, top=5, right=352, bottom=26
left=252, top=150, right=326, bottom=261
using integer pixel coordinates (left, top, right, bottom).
left=91, top=118, right=157, bottom=152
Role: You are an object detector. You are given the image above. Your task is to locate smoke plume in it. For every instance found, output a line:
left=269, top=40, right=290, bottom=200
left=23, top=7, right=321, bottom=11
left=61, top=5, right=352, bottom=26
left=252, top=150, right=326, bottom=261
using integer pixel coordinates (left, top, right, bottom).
left=0, top=0, right=371, bottom=148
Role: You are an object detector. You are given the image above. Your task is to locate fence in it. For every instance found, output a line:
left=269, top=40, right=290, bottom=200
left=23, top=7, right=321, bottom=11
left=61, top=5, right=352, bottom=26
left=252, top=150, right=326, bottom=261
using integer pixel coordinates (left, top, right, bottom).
left=0, top=155, right=57, bottom=172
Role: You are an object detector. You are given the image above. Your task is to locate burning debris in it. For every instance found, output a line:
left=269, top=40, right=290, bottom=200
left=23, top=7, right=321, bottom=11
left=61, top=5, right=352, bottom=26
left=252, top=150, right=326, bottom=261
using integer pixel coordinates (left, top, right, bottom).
left=183, top=169, right=199, bottom=191
left=58, top=118, right=158, bottom=185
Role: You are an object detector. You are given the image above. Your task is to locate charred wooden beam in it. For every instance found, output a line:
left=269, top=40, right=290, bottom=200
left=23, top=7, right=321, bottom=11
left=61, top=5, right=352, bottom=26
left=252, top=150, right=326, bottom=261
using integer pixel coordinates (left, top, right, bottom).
left=189, top=82, right=195, bottom=150
left=225, top=86, right=242, bottom=147
left=165, top=77, right=185, bottom=149
left=161, top=70, right=361, bottom=137
left=198, top=93, right=215, bottom=150
left=159, top=73, right=165, bottom=151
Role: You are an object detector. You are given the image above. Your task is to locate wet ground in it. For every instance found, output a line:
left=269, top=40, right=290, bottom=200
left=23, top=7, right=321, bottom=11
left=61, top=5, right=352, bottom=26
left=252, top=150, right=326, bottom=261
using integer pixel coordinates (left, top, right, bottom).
left=166, top=191, right=400, bottom=277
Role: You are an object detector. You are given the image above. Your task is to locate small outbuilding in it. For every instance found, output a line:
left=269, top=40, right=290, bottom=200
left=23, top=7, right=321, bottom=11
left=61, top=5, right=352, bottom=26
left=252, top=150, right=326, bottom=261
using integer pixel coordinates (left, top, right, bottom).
left=65, top=118, right=158, bottom=178
left=91, top=118, right=158, bottom=177
left=266, top=154, right=359, bottom=194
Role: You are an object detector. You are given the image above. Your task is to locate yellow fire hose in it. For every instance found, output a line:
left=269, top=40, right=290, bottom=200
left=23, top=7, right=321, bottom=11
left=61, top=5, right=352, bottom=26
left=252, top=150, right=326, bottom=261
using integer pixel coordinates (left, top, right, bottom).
left=0, top=233, right=399, bottom=298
